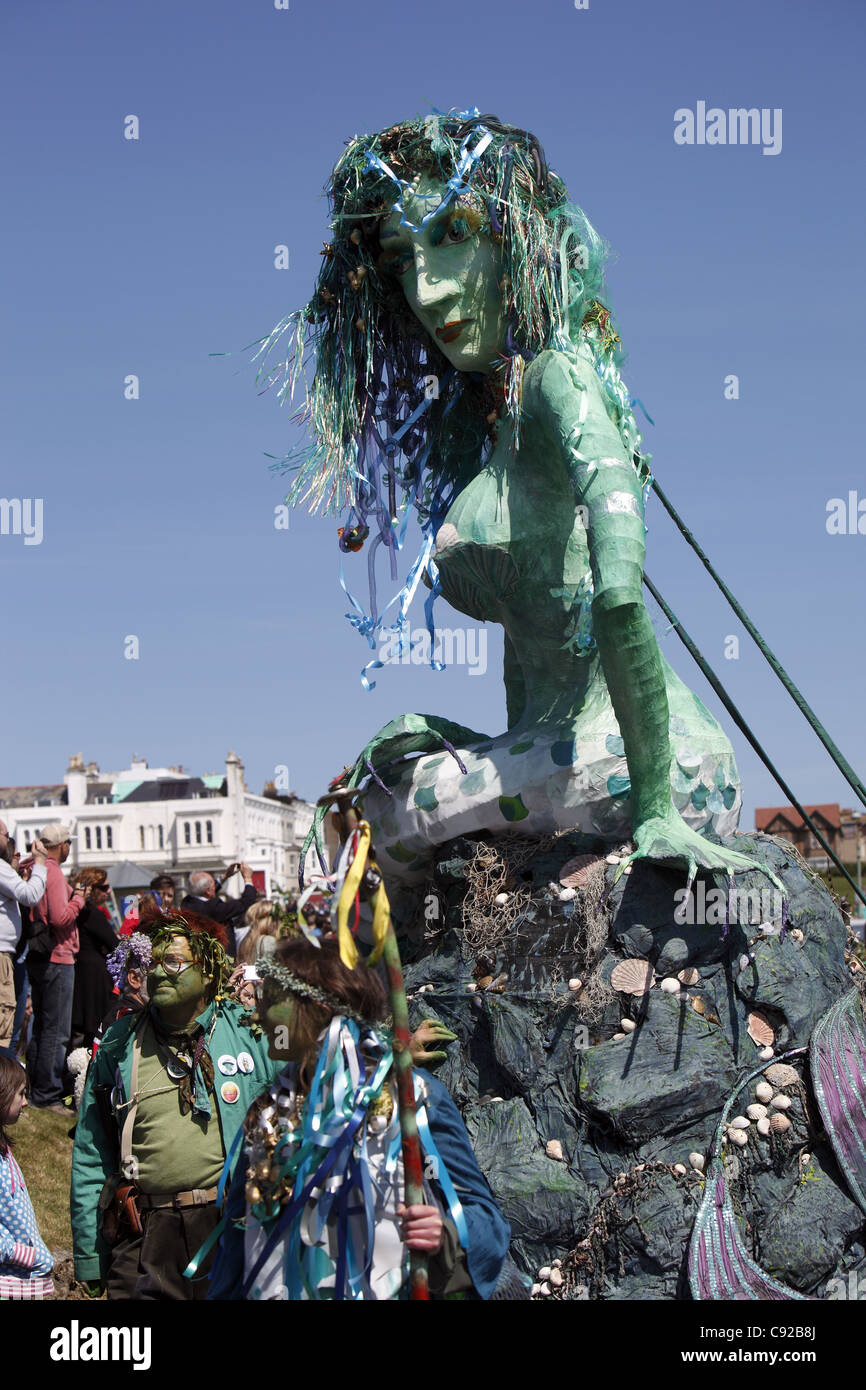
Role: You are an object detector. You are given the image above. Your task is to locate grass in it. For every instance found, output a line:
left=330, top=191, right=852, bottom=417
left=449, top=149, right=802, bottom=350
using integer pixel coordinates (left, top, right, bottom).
left=10, top=1104, right=76, bottom=1252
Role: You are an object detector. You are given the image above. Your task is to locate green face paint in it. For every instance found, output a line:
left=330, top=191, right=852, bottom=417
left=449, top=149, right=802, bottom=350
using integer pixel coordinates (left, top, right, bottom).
left=380, top=175, right=508, bottom=375
left=261, top=988, right=297, bottom=1061
left=148, top=934, right=212, bottom=1029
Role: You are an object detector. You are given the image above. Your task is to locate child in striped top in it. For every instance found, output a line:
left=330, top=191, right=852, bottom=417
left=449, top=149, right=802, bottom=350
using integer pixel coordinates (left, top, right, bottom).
left=0, top=1056, right=53, bottom=1298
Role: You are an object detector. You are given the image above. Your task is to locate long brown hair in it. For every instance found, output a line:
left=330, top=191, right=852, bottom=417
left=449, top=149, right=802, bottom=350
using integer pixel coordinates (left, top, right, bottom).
left=267, top=937, right=387, bottom=1068
left=237, top=901, right=281, bottom=965
left=0, top=1055, right=26, bottom=1157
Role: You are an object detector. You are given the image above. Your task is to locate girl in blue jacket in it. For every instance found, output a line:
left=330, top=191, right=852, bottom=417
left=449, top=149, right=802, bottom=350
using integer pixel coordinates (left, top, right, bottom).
left=0, top=1055, right=54, bottom=1298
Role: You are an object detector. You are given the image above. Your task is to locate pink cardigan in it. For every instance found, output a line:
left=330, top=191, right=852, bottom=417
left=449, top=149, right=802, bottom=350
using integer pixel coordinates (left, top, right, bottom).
left=33, top=859, right=84, bottom=964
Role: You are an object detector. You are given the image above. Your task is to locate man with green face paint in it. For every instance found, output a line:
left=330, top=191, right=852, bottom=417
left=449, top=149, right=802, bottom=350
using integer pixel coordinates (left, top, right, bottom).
left=70, top=910, right=280, bottom=1299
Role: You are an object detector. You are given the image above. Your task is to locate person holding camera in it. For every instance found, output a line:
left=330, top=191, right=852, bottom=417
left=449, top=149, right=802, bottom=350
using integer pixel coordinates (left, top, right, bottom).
left=180, top=864, right=258, bottom=958
left=26, top=824, right=86, bottom=1110
left=0, top=822, right=47, bottom=1060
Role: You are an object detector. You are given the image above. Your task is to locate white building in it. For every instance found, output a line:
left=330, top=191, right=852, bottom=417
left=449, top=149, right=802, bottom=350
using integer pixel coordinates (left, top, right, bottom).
left=0, top=751, right=319, bottom=899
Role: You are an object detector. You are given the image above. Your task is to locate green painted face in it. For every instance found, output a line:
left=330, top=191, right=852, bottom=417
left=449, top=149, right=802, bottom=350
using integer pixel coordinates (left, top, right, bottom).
left=260, top=985, right=297, bottom=1061
left=148, top=933, right=211, bottom=1023
left=379, top=175, right=508, bottom=375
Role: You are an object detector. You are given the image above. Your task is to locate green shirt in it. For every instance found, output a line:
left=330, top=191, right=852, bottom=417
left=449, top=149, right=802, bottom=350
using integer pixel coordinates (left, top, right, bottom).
left=131, top=1018, right=226, bottom=1195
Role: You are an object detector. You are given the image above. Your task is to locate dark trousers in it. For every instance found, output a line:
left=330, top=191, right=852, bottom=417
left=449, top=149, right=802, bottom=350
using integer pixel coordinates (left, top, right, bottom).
left=10, top=958, right=30, bottom=1057
left=106, top=1205, right=221, bottom=1301
left=27, top=959, right=74, bottom=1104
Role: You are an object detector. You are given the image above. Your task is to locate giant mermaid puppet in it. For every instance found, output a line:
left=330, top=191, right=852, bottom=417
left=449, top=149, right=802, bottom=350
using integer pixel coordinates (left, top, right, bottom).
left=263, top=109, right=777, bottom=895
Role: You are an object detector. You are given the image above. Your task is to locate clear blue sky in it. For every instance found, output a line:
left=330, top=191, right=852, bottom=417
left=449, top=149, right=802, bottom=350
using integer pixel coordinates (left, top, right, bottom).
left=2, top=0, right=864, bottom=830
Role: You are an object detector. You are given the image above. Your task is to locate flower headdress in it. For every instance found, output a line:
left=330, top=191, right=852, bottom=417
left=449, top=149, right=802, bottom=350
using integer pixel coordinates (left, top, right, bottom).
left=140, top=910, right=233, bottom=992
left=106, top=932, right=152, bottom=989
left=253, top=954, right=373, bottom=1029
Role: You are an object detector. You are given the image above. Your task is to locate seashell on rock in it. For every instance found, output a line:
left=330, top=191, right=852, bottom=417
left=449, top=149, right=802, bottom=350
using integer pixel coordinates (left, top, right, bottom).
left=790, top=928, right=804, bottom=942
left=673, top=1163, right=687, bottom=1175
left=494, top=893, right=510, bottom=906
left=612, top=1032, right=625, bottom=1040
left=552, top=1258, right=562, bottom=1268
left=759, top=1046, right=775, bottom=1060
left=756, top=1116, right=771, bottom=1136
left=770, top=1113, right=791, bottom=1133
left=546, top=1139, right=564, bottom=1161
left=746, top=1104, right=768, bottom=1121
left=531, top=1283, right=541, bottom=1296
left=568, top=977, right=582, bottom=991
left=620, top=1018, right=636, bottom=1032
left=466, top=983, right=477, bottom=992
left=477, top=975, right=493, bottom=990
left=799, top=1152, right=811, bottom=1166
left=634, top=1163, right=646, bottom=1172
left=559, top=853, right=604, bottom=889
left=728, top=1116, right=751, bottom=1130
left=605, top=854, right=621, bottom=865
left=728, top=1128, right=749, bottom=1147
left=549, top=1268, right=563, bottom=1287
left=537, top=1266, right=551, bottom=1281
left=770, top=1094, right=792, bottom=1111
left=755, top=1081, right=774, bottom=1103
left=739, top=954, right=751, bottom=972
left=748, top=1011, right=775, bottom=1047
left=691, top=997, right=707, bottom=1016
left=678, top=967, right=700, bottom=986
left=660, top=977, right=681, bottom=994
left=558, top=886, right=576, bottom=902
left=764, top=1063, right=799, bottom=1089
left=689, top=1152, right=706, bottom=1172
left=610, top=958, right=654, bottom=996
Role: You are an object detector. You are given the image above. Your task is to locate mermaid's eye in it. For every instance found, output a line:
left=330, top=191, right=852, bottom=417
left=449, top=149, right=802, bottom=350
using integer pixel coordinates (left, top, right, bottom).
left=433, top=205, right=483, bottom=248
left=444, top=217, right=471, bottom=244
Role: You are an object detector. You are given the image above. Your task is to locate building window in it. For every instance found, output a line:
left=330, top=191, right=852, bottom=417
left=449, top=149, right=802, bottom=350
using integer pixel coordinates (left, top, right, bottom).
left=95, top=826, right=102, bottom=850
left=85, top=827, right=92, bottom=851
left=139, top=827, right=145, bottom=850
left=106, top=826, right=113, bottom=849
left=158, top=825, right=164, bottom=849
left=195, top=821, right=202, bottom=844
left=184, top=822, right=191, bottom=846
left=206, top=820, right=213, bottom=844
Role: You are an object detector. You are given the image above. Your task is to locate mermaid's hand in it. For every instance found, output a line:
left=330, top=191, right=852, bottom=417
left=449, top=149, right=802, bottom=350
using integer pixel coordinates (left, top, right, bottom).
left=618, top=811, right=785, bottom=898
left=409, top=1019, right=458, bottom=1068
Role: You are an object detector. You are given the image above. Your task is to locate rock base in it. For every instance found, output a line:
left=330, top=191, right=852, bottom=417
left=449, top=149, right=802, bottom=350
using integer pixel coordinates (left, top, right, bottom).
left=399, top=829, right=866, bottom=1299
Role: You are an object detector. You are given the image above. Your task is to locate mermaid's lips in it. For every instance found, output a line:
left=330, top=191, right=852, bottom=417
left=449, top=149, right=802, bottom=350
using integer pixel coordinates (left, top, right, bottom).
left=436, top=319, right=473, bottom=344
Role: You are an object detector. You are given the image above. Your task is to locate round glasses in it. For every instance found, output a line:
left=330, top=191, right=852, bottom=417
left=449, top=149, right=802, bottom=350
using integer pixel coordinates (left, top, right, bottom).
left=155, top=954, right=195, bottom=977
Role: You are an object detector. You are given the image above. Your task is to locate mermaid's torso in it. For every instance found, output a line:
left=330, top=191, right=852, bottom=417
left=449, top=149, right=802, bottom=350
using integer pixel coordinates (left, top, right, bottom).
left=360, top=352, right=742, bottom=880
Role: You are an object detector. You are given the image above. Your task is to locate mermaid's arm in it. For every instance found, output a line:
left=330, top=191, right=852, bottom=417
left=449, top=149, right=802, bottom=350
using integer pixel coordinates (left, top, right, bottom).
left=523, top=350, right=781, bottom=889
left=525, top=349, right=669, bottom=816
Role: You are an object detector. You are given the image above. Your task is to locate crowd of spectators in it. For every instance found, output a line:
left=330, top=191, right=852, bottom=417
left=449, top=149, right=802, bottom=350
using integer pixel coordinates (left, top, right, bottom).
left=0, top=821, right=269, bottom=1108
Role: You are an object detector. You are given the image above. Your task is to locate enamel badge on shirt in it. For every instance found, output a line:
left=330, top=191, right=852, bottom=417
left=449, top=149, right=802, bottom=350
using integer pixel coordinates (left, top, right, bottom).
left=220, top=1080, right=240, bottom=1104
left=217, top=1054, right=238, bottom=1076
left=236, top=1052, right=255, bottom=1074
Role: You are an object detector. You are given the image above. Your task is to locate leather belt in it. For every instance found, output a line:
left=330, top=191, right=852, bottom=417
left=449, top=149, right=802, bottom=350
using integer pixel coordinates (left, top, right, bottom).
left=137, top=1187, right=218, bottom=1210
